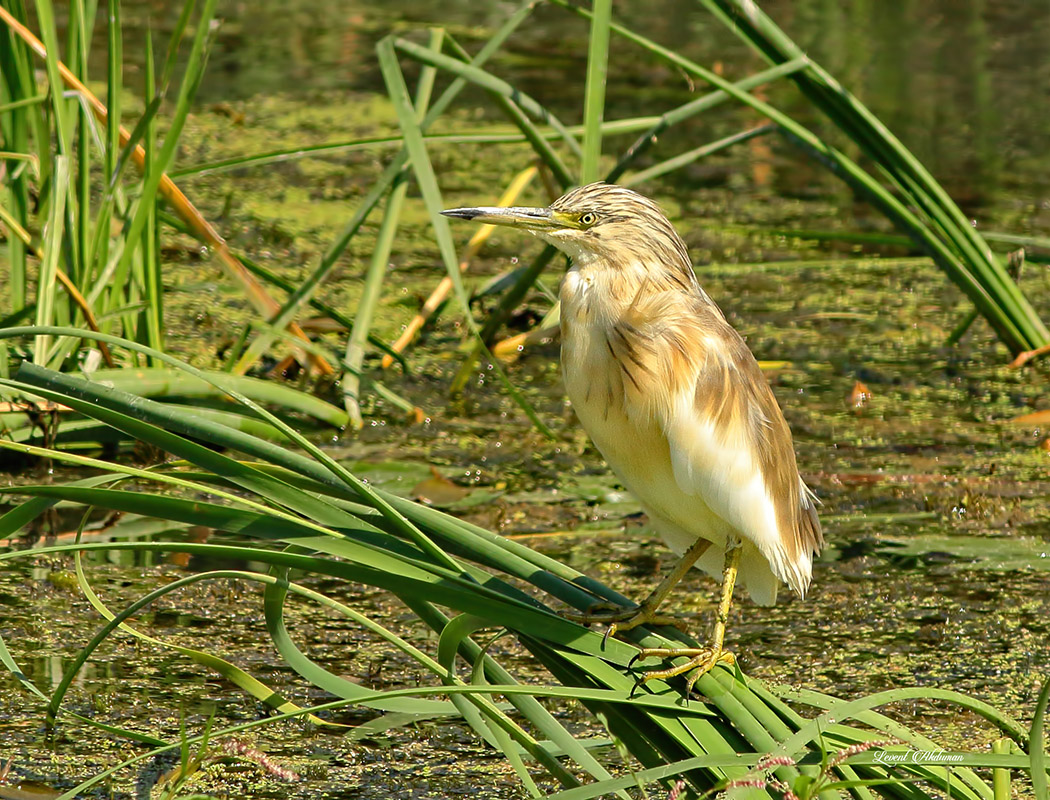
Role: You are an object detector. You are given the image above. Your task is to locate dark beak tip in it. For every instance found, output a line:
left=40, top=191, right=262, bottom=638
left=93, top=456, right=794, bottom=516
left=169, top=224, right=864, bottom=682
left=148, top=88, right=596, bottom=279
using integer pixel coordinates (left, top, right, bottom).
left=440, top=208, right=478, bottom=220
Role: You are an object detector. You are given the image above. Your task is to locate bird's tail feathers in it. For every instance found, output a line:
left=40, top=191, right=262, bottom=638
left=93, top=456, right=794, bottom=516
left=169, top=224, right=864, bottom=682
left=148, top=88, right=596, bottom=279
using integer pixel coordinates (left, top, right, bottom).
left=786, top=476, right=823, bottom=598
left=766, top=543, right=813, bottom=600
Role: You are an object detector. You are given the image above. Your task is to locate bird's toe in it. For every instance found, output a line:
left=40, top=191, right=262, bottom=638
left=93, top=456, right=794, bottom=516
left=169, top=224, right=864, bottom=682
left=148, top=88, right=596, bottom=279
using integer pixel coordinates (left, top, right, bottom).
left=630, top=645, right=735, bottom=692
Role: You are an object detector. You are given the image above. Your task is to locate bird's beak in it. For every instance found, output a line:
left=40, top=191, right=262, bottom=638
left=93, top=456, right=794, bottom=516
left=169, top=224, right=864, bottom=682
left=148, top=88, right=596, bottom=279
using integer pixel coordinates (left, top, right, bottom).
left=441, top=205, right=557, bottom=231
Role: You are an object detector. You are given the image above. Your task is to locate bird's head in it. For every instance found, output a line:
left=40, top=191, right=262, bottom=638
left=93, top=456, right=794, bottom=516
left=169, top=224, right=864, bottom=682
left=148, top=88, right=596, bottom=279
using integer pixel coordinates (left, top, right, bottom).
left=442, top=182, right=692, bottom=274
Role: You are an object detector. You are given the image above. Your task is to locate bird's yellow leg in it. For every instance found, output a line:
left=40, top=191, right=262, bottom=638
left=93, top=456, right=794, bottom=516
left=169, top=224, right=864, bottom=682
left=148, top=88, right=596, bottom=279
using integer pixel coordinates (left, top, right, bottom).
left=564, top=537, right=712, bottom=637
left=632, top=543, right=741, bottom=693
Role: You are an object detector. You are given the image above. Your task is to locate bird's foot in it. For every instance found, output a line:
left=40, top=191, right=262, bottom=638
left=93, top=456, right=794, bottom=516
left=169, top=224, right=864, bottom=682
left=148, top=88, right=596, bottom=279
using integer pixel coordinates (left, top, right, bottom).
left=629, top=645, right=735, bottom=694
left=563, top=601, right=688, bottom=646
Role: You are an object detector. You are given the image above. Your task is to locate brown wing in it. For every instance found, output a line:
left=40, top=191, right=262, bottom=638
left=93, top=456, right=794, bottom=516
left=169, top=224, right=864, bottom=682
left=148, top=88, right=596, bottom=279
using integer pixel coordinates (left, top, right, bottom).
left=606, top=286, right=823, bottom=593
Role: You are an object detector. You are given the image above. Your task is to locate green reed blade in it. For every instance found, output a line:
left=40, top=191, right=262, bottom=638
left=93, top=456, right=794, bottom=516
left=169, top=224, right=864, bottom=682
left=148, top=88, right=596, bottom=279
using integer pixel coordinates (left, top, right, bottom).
left=580, top=0, right=612, bottom=183
left=67, top=0, right=89, bottom=284
left=1032, top=677, right=1049, bottom=800
left=262, top=576, right=454, bottom=715
left=86, top=367, right=347, bottom=424
left=0, top=92, right=46, bottom=113
left=454, top=629, right=631, bottom=796
left=168, top=116, right=696, bottom=181
left=139, top=27, right=162, bottom=356
left=376, top=37, right=556, bottom=439
left=341, top=28, right=444, bottom=428
left=158, top=0, right=196, bottom=95
left=91, top=0, right=120, bottom=284
left=6, top=326, right=470, bottom=577
left=33, top=0, right=70, bottom=156
left=33, top=154, right=67, bottom=365
left=104, top=0, right=215, bottom=317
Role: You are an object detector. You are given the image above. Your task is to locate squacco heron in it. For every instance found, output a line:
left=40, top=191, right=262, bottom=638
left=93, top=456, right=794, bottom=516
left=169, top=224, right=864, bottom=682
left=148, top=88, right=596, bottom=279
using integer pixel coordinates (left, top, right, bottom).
left=443, top=182, right=822, bottom=689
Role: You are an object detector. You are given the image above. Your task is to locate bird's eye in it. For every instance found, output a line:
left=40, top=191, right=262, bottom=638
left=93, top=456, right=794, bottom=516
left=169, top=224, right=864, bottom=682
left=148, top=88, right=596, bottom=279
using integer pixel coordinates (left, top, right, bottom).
left=579, top=212, right=598, bottom=227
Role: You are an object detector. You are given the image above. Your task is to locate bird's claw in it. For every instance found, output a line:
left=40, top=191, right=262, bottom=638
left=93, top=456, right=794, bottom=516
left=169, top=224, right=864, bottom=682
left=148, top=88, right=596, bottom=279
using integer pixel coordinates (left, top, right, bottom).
left=628, top=646, right=736, bottom=694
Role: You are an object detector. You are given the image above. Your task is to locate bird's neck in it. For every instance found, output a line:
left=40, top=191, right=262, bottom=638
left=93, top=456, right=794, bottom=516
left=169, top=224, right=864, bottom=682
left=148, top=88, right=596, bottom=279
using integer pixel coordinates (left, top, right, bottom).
left=561, top=256, right=661, bottom=326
